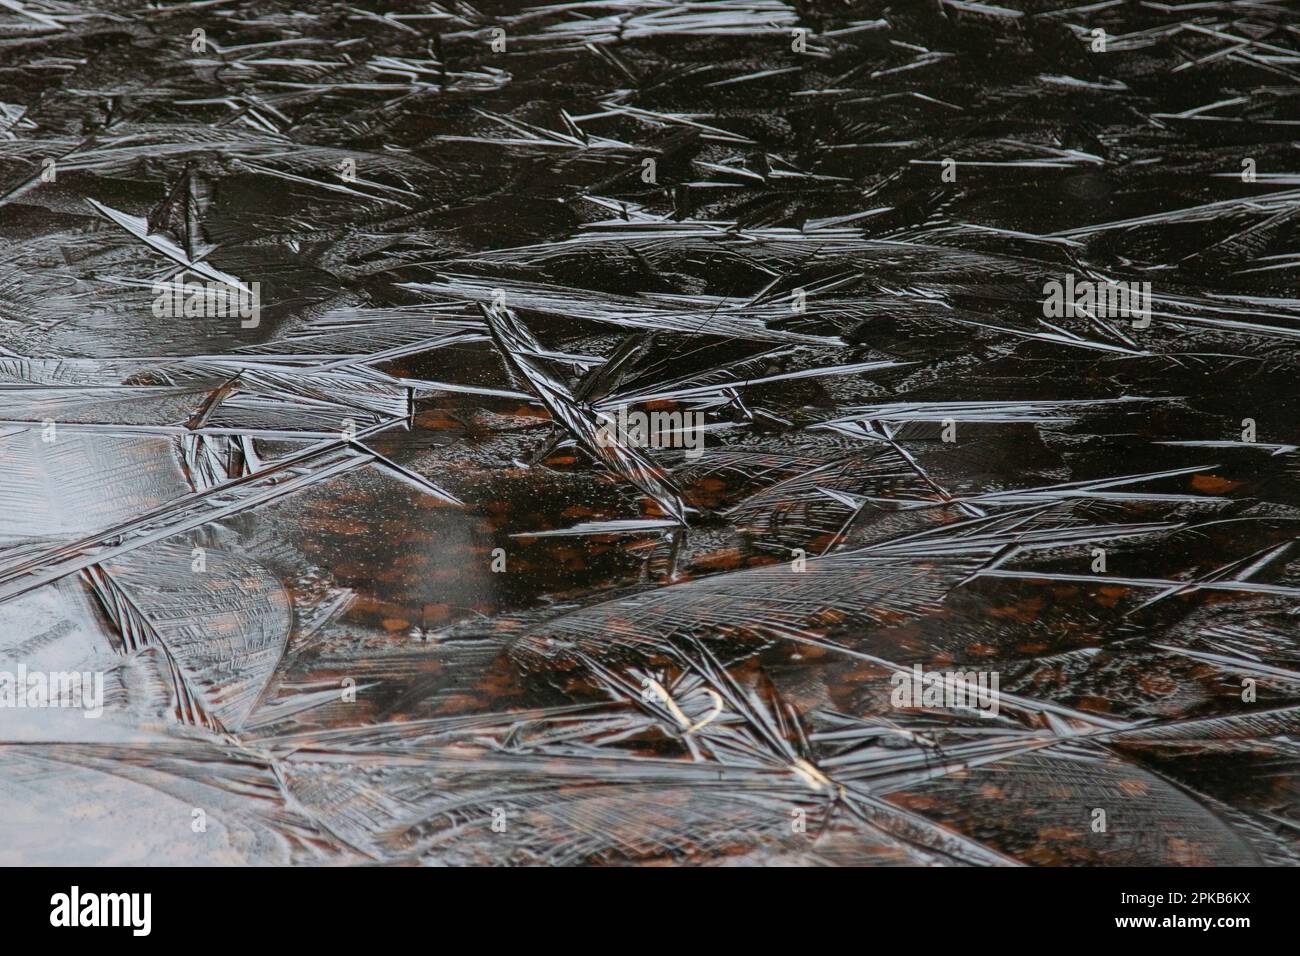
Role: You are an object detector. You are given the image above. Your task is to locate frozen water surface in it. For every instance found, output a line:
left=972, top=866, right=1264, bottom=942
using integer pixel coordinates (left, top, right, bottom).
left=1, top=0, right=1299, bottom=865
